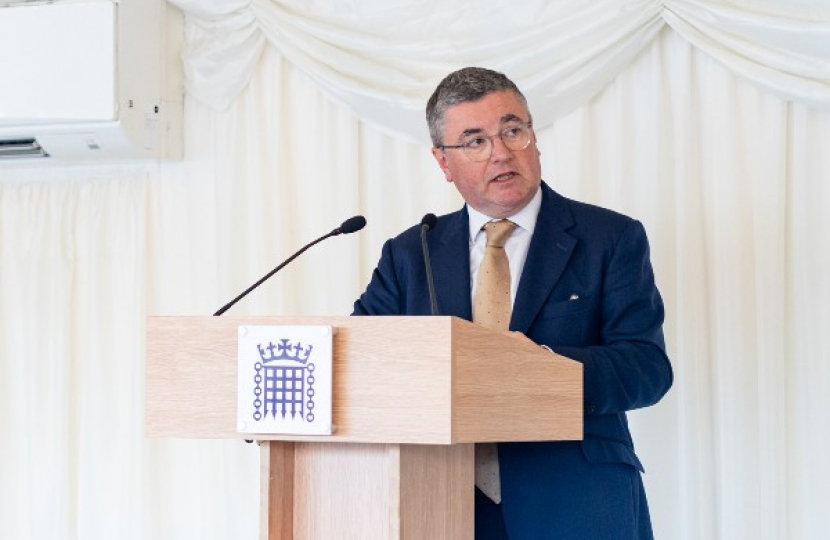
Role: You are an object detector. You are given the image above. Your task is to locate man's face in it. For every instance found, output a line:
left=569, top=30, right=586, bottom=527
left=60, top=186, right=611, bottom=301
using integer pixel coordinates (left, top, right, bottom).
left=431, top=90, right=542, bottom=219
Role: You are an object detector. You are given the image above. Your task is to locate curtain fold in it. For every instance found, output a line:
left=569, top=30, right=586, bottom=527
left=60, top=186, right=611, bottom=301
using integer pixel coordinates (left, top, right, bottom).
left=170, top=0, right=830, bottom=140
left=0, top=172, right=149, bottom=538
left=664, top=0, right=830, bottom=106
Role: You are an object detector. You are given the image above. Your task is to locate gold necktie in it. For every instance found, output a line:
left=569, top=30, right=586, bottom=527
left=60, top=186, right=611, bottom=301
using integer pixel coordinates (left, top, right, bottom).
left=473, top=219, right=516, bottom=504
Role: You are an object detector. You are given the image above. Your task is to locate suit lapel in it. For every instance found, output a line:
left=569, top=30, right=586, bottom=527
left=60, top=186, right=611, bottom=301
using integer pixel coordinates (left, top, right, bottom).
left=511, top=184, right=576, bottom=333
left=431, top=207, right=473, bottom=320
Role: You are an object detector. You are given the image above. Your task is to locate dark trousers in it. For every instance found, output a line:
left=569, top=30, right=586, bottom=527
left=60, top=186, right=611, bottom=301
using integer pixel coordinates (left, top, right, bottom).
left=475, top=487, right=510, bottom=540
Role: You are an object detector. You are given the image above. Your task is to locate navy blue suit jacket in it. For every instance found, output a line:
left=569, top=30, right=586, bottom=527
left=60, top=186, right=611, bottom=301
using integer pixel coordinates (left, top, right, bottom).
left=353, top=182, right=673, bottom=539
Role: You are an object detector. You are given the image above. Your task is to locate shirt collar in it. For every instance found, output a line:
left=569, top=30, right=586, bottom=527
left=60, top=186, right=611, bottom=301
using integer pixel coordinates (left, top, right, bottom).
left=467, top=186, right=542, bottom=241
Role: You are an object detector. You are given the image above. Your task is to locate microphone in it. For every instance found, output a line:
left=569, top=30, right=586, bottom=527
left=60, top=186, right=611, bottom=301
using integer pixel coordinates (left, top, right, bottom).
left=213, top=215, right=367, bottom=316
left=333, top=215, right=367, bottom=236
left=420, top=213, right=439, bottom=316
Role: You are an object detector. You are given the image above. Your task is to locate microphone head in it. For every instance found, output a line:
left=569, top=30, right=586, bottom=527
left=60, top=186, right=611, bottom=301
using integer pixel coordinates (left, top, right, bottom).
left=420, top=213, right=438, bottom=231
left=337, top=215, right=367, bottom=235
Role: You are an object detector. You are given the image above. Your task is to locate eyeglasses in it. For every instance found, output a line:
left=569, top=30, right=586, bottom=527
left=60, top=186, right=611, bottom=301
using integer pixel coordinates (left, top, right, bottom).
left=438, top=122, right=533, bottom=162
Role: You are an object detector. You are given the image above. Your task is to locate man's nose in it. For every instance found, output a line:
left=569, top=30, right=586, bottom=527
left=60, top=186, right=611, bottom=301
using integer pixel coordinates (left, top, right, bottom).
left=489, top=135, right=512, bottom=161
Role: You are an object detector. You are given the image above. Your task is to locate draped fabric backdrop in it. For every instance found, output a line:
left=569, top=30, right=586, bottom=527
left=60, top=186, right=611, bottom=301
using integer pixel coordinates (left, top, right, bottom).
left=1, top=1, right=829, bottom=539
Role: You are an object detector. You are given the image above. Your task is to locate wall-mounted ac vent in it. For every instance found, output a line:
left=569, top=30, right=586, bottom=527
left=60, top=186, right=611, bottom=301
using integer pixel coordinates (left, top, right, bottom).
left=0, top=0, right=182, bottom=164
left=0, top=138, right=49, bottom=160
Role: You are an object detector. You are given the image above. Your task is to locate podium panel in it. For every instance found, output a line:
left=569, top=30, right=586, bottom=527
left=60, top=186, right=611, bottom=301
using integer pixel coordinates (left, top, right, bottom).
left=146, top=316, right=582, bottom=443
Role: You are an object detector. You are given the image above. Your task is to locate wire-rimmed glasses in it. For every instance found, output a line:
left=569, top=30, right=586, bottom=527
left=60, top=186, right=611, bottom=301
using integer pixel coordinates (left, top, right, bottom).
left=438, top=122, right=533, bottom=162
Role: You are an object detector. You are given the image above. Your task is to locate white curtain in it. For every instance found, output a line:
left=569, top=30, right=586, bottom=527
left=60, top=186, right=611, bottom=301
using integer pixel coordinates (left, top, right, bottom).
left=1, top=1, right=829, bottom=539
left=170, top=0, right=830, bottom=139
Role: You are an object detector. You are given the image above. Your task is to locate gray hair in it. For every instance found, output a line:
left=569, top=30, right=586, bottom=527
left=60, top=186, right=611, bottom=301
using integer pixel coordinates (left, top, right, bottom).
left=425, top=67, right=530, bottom=147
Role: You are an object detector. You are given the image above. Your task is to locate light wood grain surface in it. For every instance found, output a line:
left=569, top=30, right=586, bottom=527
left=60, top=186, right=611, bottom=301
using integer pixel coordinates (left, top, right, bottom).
left=145, top=316, right=582, bottom=444
left=147, top=316, right=582, bottom=540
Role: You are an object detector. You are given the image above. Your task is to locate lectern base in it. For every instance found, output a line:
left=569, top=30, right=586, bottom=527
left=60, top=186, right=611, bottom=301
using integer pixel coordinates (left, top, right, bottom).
left=261, top=441, right=474, bottom=540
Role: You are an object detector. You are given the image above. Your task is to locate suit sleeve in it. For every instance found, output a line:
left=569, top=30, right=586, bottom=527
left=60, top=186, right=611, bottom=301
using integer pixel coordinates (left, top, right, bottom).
left=553, top=220, right=673, bottom=415
left=352, top=239, right=403, bottom=316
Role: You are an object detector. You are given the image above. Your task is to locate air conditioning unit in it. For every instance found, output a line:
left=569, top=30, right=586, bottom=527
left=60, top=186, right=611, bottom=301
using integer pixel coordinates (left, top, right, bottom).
left=0, top=0, right=183, bottom=163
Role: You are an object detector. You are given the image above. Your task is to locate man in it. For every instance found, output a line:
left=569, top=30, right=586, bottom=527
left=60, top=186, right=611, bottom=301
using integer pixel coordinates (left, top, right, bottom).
left=353, top=67, right=673, bottom=540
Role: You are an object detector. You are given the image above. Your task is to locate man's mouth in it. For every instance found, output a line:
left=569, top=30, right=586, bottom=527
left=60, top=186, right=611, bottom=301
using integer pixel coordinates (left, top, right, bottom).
left=491, top=172, right=516, bottom=183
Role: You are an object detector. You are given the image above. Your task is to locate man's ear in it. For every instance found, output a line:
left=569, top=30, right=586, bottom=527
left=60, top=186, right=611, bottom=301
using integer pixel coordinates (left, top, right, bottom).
left=431, top=147, right=453, bottom=183
left=531, top=127, right=541, bottom=159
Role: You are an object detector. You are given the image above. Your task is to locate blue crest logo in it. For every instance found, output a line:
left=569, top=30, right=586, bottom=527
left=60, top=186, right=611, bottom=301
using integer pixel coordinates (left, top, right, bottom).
left=252, top=339, right=317, bottom=423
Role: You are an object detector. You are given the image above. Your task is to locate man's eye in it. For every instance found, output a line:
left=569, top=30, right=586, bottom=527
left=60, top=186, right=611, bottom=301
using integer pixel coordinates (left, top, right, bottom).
left=463, top=137, right=488, bottom=149
left=503, top=127, right=522, bottom=139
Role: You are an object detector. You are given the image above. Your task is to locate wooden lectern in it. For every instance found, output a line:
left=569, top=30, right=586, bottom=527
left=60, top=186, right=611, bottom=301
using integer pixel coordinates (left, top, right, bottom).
left=145, top=316, right=582, bottom=540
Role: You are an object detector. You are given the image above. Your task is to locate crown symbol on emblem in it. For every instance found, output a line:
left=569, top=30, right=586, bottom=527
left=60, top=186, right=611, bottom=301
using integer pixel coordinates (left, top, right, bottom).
left=257, top=339, right=313, bottom=365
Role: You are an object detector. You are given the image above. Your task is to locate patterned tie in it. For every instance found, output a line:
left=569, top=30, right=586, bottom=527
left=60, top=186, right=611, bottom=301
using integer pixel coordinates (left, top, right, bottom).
left=473, top=219, right=516, bottom=504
